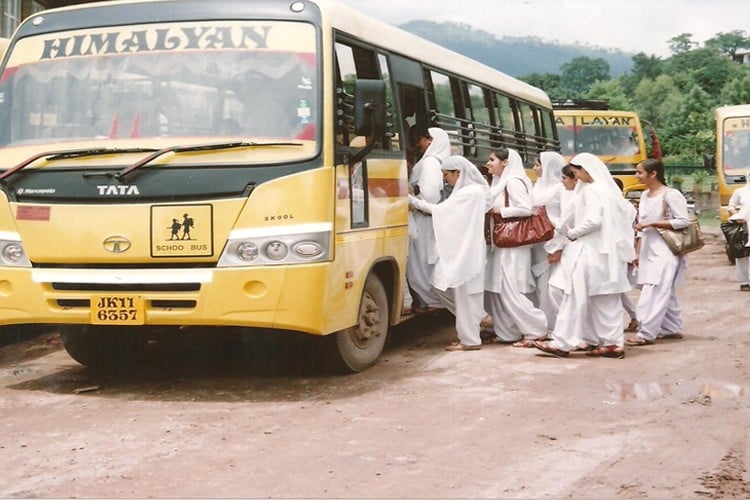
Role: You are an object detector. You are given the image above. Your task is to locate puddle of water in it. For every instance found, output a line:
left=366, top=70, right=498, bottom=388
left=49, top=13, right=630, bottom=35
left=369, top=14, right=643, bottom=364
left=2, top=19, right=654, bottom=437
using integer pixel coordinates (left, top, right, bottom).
left=606, top=381, right=745, bottom=403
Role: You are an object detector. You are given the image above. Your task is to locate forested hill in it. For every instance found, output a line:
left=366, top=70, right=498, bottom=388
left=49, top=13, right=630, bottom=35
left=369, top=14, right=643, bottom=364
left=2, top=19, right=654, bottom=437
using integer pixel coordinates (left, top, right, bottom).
left=399, top=20, right=635, bottom=78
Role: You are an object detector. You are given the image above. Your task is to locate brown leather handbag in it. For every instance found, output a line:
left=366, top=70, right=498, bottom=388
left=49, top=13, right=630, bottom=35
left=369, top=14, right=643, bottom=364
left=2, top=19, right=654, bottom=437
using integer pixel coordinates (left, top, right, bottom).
left=491, top=188, right=555, bottom=248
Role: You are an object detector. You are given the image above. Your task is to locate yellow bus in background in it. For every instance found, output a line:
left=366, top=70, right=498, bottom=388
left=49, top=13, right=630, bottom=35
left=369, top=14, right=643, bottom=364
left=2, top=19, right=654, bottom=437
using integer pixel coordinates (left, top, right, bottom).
left=0, top=0, right=556, bottom=371
left=709, top=105, right=750, bottom=222
left=554, top=99, right=661, bottom=200
left=0, top=37, right=8, bottom=60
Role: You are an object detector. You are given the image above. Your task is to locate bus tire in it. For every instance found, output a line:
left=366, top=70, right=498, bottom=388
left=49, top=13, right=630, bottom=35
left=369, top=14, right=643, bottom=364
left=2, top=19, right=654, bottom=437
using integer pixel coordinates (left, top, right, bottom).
left=60, top=325, right=146, bottom=369
left=332, top=274, right=389, bottom=373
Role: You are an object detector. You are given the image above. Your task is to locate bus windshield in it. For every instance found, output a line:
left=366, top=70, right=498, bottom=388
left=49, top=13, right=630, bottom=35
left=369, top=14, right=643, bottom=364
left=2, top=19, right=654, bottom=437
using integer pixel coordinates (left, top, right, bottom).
left=0, top=21, right=318, bottom=149
left=722, top=121, right=750, bottom=172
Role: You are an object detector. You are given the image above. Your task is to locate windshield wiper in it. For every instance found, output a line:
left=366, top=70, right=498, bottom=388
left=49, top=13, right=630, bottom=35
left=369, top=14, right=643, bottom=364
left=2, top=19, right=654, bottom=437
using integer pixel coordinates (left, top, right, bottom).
left=0, top=147, right=160, bottom=183
left=114, top=141, right=302, bottom=181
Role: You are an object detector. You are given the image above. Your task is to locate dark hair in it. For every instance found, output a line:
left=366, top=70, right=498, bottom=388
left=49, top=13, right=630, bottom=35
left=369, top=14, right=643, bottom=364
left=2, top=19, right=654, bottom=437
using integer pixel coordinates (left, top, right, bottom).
left=639, top=158, right=667, bottom=185
left=613, top=177, right=624, bottom=191
left=490, top=147, right=509, bottom=161
left=414, top=127, right=431, bottom=141
left=561, top=165, right=575, bottom=179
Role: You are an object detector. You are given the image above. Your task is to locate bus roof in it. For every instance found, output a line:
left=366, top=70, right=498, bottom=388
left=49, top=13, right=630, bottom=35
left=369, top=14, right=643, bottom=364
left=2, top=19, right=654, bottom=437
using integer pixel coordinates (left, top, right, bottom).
left=321, top=0, right=552, bottom=108
left=18, top=0, right=552, bottom=109
left=715, top=104, right=750, bottom=119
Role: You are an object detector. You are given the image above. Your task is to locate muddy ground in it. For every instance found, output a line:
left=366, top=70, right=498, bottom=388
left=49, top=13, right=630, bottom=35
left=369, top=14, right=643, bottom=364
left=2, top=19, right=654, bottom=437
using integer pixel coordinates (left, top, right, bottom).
left=0, top=228, right=748, bottom=498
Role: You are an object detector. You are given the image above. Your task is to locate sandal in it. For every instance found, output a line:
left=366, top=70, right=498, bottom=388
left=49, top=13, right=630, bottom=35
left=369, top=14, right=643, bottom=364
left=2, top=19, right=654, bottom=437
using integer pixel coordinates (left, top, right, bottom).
left=625, top=318, right=639, bottom=332
left=445, top=342, right=481, bottom=352
left=657, top=332, right=684, bottom=340
left=586, top=345, right=625, bottom=359
left=573, top=344, right=597, bottom=352
left=512, top=339, right=538, bottom=348
left=625, top=335, right=654, bottom=346
left=533, top=340, right=569, bottom=358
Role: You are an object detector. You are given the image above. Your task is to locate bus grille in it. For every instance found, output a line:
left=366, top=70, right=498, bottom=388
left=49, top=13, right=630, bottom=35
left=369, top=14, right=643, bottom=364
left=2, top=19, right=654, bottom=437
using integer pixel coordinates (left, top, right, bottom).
left=51, top=283, right=201, bottom=292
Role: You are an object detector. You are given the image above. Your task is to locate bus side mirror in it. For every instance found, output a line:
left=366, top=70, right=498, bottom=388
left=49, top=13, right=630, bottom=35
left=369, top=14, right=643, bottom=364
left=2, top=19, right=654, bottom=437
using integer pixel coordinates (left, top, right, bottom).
left=354, top=79, right=386, bottom=137
left=704, top=153, right=715, bottom=172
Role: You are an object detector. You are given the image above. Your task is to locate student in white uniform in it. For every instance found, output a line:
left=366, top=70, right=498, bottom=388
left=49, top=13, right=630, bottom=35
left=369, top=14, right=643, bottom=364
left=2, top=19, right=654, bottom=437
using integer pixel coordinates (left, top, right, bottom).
left=626, top=159, right=690, bottom=346
left=407, top=127, right=451, bottom=311
left=535, top=153, right=635, bottom=358
left=726, top=172, right=750, bottom=291
left=544, top=164, right=579, bottom=329
left=484, top=148, right=548, bottom=347
left=530, top=151, right=566, bottom=330
left=409, top=155, right=489, bottom=351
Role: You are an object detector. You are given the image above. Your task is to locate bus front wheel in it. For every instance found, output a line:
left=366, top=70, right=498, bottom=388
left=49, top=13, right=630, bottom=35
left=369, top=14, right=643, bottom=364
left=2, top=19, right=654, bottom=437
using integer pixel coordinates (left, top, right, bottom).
left=60, top=325, right=146, bottom=369
left=332, top=274, right=389, bottom=373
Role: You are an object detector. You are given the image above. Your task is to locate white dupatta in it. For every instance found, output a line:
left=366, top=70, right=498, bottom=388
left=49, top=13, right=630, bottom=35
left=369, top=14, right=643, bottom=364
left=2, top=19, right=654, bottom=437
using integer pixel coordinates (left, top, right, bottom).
left=431, top=156, right=489, bottom=290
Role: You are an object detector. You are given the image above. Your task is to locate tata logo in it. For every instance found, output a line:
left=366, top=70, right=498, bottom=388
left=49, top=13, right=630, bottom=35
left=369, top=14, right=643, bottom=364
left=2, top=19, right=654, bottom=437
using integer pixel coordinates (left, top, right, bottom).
left=103, top=236, right=132, bottom=253
left=97, top=185, right=140, bottom=196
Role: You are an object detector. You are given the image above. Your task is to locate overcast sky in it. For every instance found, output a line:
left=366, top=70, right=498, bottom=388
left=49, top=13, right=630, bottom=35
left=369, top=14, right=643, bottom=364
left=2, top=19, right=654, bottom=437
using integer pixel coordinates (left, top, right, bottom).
left=339, top=0, right=749, bottom=58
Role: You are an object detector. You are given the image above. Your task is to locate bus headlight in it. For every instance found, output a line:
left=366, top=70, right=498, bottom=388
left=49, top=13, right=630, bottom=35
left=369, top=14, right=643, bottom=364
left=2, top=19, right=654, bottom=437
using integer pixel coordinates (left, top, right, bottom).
left=237, top=242, right=259, bottom=262
left=264, top=241, right=289, bottom=260
left=218, top=223, right=331, bottom=267
left=0, top=240, right=31, bottom=267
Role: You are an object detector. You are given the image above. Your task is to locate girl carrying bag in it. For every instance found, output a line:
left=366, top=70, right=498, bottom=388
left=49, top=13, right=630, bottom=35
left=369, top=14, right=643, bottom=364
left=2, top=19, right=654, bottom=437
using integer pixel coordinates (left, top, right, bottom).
left=491, top=187, right=555, bottom=248
left=656, top=193, right=705, bottom=255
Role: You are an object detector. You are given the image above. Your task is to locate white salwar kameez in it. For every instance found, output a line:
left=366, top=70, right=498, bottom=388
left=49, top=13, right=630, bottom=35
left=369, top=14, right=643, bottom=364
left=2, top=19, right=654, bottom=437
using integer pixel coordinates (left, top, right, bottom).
left=530, top=152, right=565, bottom=330
left=634, top=188, right=689, bottom=341
left=727, top=176, right=750, bottom=286
left=485, top=149, right=548, bottom=342
left=410, top=156, right=489, bottom=347
left=547, top=153, right=635, bottom=352
left=407, top=127, right=451, bottom=308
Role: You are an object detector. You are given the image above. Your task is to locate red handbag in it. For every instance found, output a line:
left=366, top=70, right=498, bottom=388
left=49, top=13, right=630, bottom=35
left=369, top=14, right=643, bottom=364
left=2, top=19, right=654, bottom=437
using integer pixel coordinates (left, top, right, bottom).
left=491, top=188, right=555, bottom=248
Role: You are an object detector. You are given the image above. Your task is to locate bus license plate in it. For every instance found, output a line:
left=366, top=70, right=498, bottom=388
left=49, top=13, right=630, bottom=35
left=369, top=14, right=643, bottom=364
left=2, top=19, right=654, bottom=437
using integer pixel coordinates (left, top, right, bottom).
left=90, top=294, right=145, bottom=325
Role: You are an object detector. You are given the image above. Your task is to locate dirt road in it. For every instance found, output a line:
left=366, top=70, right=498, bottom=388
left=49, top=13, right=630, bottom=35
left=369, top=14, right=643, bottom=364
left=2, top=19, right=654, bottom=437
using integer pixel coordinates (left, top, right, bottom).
left=0, top=229, right=748, bottom=498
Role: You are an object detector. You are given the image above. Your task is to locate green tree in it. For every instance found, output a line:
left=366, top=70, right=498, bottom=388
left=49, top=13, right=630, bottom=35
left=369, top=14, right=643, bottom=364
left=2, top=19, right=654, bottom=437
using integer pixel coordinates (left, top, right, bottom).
left=520, top=72, right=564, bottom=99
left=633, top=74, right=683, bottom=127
left=586, top=78, right=632, bottom=110
left=666, top=47, right=741, bottom=98
left=660, top=85, right=713, bottom=160
left=559, top=56, right=610, bottom=98
left=705, top=30, right=750, bottom=58
left=621, top=52, right=664, bottom=94
left=720, top=73, right=750, bottom=105
left=668, top=33, right=697, bottom=54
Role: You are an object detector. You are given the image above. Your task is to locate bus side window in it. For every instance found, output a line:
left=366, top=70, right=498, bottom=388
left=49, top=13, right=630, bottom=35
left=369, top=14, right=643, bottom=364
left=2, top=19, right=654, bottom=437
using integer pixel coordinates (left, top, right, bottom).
left=334, top=39, right=390, bottom=153
left=493, top=92, right=516, bottom=149
left=425, top=69, right=460, bottom=152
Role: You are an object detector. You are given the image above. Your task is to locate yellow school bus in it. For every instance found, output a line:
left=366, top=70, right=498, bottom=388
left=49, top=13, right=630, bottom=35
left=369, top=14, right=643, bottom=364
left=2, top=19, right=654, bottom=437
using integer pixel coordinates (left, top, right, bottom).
left=709, top=105, right=750, bottom=222
left=0, top=0, right=556, bottom=371
left=554, top=100, right=660, bottom=199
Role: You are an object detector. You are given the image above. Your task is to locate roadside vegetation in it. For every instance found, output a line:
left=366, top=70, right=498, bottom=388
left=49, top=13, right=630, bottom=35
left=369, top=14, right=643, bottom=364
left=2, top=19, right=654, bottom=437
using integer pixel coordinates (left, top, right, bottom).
left=521, top=30, right=750, bottom=166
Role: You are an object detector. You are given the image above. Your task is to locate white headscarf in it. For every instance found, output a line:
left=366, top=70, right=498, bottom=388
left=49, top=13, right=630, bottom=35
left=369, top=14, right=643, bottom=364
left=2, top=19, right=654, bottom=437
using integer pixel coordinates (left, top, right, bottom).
left=532, top=151, right=565, bottom=206
left=570, top=152, right=636, bottom=280
left=423, top=127, right=451, bottom=162
left=730, top=172, right=750, bottom=221
left=488, top=148, right=532, bottom=205
left=430, top=156, right=489, bottom=290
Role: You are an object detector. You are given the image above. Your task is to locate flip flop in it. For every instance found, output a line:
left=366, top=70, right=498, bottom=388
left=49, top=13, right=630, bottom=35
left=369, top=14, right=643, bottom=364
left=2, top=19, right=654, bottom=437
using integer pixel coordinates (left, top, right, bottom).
left=533, top=340, right=569, bottom=358
left=512, top=339, right=538, bottom=348
left=625, top=335, right=654, bottom=346
left=657, top=333, right=684, bottom=340
left=445, top=342, right=481, bottom=352
left=586, top=345, right=625, bottom=359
